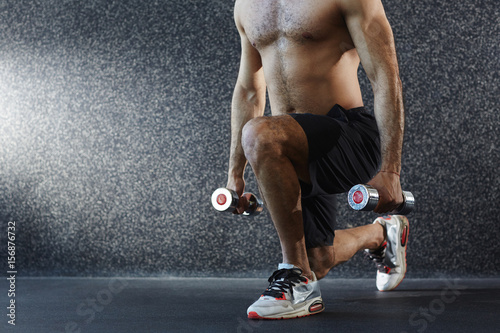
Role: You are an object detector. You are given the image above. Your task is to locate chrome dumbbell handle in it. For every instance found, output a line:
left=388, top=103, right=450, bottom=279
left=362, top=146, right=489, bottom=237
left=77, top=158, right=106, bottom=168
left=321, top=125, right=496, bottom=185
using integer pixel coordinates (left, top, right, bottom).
left=211, top=188, right=263, bottom=216
left=241, top=192, right=264, bottom=216
left=348, top=184, right=415, bottom=215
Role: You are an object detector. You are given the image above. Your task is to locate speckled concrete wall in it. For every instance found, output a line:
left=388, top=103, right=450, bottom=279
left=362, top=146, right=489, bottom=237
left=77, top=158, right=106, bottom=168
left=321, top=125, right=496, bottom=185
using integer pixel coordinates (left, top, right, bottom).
left=0, top=0, right=498, bottom=278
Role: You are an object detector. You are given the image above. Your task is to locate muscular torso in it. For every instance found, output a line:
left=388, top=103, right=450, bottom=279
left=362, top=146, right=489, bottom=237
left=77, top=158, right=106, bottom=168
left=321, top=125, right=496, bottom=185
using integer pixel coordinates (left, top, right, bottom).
left=237, top=0, right=364, bottom=115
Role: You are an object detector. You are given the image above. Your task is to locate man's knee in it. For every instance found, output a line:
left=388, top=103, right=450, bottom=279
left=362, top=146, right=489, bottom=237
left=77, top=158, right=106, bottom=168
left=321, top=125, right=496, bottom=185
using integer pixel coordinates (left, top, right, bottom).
left=241, top=117, right=283, bottom=164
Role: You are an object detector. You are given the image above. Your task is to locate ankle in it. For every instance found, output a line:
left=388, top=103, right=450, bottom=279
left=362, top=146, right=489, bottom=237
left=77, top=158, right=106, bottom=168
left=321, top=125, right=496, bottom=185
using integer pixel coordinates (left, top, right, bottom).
left=369, top=223, right=386, bottom=250
left=281, top=263, right=313, bottom=280
left=296, top=266, right=314, bottom=280
left=304, top=270, right=315, bottom=280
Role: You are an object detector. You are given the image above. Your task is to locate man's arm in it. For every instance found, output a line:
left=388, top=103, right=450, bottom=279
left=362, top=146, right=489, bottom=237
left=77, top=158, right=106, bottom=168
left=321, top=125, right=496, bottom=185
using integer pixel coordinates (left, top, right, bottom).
left=340, top=0, right=404, bottom=213
left=226, top=2, right=267, bottom=212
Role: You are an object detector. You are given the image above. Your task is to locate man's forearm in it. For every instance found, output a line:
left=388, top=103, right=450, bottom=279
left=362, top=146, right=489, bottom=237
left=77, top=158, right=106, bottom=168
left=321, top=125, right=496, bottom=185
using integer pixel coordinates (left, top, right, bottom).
left=373, top=75, right=404, bottom=173
left=227, top=84, right=266, bottom=180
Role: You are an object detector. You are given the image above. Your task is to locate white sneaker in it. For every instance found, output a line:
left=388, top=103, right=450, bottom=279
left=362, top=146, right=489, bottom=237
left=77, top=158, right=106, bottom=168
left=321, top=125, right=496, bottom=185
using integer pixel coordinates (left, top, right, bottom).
left=247, top=264, right=324, bottom=319
left=364, top=215, right=410, bottom=291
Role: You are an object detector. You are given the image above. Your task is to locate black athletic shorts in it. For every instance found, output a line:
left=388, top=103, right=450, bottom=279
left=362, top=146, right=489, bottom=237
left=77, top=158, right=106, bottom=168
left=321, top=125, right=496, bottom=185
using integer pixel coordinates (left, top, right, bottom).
left=289, top=104, right=381, bottom=249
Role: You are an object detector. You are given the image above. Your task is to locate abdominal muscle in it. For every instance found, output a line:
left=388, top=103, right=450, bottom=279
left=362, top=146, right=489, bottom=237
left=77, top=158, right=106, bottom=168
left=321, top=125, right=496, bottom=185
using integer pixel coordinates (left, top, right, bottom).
left=260, top=40, right=364, bottom=116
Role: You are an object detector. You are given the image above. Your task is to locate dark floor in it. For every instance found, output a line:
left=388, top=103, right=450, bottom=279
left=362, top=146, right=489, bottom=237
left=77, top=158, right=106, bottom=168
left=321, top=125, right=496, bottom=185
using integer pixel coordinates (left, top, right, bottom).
left=1, top=277, right=499, bottom=333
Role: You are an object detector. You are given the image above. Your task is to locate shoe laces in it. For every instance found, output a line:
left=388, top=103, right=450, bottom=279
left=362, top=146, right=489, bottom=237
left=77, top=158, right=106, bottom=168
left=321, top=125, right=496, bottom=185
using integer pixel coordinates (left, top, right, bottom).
left=364, top=242, right=391, bottom=273
left=262, top=268, right=307, bottom=299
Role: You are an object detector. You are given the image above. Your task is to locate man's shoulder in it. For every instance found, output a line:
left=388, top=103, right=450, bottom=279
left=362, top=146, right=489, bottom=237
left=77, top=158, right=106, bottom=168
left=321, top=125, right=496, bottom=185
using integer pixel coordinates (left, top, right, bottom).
left=233, top=0, right=246, bottom=31
left=233, top=0, right=246, bottom=17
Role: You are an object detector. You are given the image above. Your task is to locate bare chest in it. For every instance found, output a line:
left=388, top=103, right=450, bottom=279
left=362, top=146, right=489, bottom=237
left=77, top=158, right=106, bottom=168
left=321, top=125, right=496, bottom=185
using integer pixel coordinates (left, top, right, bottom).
left=242, top=0, right=338, bottom=47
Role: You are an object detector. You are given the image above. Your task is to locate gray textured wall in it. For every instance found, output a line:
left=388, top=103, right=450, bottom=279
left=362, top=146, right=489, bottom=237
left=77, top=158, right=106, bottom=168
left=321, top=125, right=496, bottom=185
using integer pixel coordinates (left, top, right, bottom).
left=0, top=0, right=498, bottom=278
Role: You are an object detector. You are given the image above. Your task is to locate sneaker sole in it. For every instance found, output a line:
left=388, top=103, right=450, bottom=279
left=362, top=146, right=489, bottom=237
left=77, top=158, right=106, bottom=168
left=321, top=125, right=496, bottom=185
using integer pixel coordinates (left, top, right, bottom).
left=248, top=297, right=324, bottom=320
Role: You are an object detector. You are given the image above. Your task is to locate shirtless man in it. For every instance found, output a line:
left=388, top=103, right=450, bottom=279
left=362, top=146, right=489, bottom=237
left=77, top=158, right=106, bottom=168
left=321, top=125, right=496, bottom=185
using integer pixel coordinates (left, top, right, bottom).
left=226, top=0, right=409, bottom=319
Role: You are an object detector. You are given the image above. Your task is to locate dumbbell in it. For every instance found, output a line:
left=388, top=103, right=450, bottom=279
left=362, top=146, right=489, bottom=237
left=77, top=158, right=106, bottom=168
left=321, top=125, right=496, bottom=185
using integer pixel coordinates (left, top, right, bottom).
left=347, top=184, right=415, bottom=215
left=211, top=188, right=264, bottom=216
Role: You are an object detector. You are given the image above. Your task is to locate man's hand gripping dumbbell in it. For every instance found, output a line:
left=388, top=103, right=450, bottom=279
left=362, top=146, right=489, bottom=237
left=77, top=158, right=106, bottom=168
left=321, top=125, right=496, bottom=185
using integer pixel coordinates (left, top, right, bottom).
left=348, top=184, right=415, bottom=215
left=211, top=188, right=264, bottom=216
